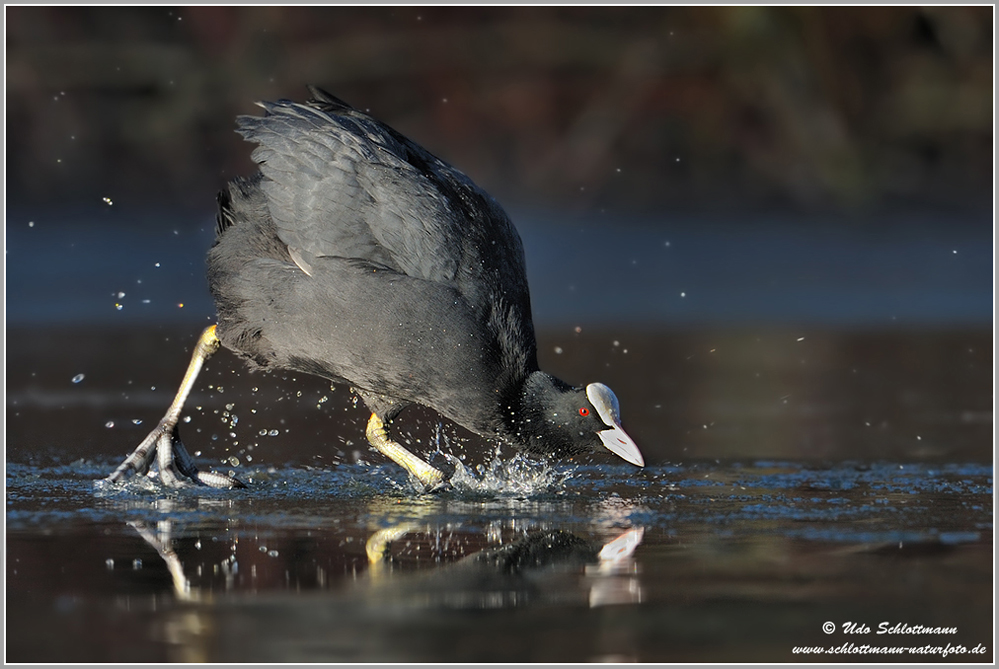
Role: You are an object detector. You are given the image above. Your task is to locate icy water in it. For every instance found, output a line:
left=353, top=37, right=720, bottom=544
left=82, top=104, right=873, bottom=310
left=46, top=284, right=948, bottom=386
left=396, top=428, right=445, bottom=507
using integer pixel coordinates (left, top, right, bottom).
left=5, top=211, right=994, bottom=662
left=5, top=325, right=994, bottom=663
left=5, top=458, right=993, bottom=663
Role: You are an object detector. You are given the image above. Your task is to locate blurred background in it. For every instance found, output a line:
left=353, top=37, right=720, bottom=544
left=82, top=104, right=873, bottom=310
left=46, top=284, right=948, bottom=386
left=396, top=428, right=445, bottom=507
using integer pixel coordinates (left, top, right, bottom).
left=6, top=10, right=994, bottom=662
left=5, top=6, right=995, bottom=463
left=7, top=6, right=993, bottom=214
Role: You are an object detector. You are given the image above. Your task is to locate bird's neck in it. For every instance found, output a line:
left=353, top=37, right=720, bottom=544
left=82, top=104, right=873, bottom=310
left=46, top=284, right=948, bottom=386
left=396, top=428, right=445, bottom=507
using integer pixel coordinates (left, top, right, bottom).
left=499, top=372, right=574, bottom=455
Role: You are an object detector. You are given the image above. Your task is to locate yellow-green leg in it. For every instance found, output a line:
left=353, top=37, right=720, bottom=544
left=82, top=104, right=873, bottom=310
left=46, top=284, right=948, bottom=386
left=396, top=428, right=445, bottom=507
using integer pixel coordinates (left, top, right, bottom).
left=105, top=325, right=243, bottom=489
left=365, top=413, right=447, bottom=492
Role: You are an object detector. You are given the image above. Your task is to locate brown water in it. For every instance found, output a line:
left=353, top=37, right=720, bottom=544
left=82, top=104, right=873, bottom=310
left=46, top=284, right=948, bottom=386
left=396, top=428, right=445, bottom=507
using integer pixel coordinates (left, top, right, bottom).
left=5, top=326, right=993, bottom=662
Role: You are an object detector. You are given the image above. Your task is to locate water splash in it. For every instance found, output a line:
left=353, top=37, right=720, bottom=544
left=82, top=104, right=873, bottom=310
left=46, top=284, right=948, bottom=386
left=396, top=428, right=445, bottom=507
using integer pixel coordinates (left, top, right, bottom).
left=446, top=451, right=574, bottom=498
left=419, top=422, right=575, bottom=498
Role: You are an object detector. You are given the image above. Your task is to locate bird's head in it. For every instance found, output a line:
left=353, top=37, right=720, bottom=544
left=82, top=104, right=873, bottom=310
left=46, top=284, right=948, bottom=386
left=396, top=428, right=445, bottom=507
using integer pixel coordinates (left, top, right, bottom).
left=512, top=374, right=644, bottom=466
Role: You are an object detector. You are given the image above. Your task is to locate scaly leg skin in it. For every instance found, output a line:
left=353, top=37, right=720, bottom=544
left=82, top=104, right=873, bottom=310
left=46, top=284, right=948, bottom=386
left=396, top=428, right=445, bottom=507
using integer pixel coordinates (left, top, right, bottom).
left=105, top=325, right=245, bottom=489
left=366, top=413, right=447, bottom=492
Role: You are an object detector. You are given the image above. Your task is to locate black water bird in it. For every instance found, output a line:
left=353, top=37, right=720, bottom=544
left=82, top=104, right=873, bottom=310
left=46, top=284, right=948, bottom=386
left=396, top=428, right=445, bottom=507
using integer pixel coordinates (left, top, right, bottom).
left=106, top=86, right=644, bottom=491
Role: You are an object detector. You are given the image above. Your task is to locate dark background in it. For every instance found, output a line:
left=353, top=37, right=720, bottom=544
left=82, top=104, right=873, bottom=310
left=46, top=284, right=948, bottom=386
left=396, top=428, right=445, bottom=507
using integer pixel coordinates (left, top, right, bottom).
left=5, top=10, right=994, bottom=663
left=4, top=6, right=994, bottom=465
left=7, top=6, right=993, bottom=215
left=6, top=5, right=994, bottom=331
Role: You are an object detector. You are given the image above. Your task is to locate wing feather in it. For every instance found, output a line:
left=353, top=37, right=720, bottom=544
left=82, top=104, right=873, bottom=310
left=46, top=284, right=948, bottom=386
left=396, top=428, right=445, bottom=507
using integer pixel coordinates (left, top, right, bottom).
left=235, top=94, right=477, bottom=282
left=232, top=87, right=537, bottom=374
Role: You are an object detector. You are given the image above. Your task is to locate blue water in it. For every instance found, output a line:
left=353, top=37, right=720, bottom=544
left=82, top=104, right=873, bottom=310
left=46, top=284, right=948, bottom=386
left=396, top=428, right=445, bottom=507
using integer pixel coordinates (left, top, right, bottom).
left=520, top=212, right=994, bottom=327
left=6, top=456, right=993, bottom=661
left=7, top=457, right=992, bottom=543
left=6, top=205, right=994, bottom=663
left=6, top=206, right=993, bottom=327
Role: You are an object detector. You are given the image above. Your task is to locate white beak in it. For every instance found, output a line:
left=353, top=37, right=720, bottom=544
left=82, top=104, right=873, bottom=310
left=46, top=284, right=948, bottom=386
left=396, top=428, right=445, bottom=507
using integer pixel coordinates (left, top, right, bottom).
left=586, top=383, right=645, bottom=467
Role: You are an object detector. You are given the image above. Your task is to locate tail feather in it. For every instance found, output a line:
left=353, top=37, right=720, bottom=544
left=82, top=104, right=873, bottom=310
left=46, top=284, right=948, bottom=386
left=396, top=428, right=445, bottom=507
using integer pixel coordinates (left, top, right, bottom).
left=216, top=187, right=235, bottom=237
left=305, top=85, right=355, bottom=112
left=215, top=174, right=264, bottom=238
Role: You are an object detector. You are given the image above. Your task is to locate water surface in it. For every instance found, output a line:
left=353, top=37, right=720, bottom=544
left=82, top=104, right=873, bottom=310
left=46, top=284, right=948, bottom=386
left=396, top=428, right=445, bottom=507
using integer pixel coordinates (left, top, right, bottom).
left=5, top=325, right=993, bottom=663
left=5, top=210, right=993, bottom=662
left=6, top=456, right=992, bottom=663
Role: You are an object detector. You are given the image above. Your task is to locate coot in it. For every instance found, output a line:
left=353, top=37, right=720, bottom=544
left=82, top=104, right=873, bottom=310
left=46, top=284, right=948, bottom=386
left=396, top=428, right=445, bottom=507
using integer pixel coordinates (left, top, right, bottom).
left=106, top=86, right=644, bottom=491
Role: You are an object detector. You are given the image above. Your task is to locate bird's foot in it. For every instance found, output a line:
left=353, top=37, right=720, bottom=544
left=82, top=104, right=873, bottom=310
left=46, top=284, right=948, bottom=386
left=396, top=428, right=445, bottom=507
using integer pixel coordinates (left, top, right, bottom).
left=420, top=471, right=451, bottom=494
left=103, top=325, right=239, bottom=489
left=365, top=413, right=449, bottom=493
left=106, top=420, right=245, bottom=489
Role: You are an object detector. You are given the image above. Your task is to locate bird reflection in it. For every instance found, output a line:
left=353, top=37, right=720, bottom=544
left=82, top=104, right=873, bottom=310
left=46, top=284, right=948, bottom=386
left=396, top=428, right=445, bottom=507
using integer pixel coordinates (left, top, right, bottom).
left=125, top=517, right=644, bottom=610
left=363, top=524, right=644, bottom=609
left=128, top=521, right=194, bottom=601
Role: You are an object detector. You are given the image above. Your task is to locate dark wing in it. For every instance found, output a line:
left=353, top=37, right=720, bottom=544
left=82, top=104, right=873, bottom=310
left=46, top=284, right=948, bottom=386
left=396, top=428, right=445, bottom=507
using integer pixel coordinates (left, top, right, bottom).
left=234, top=86, right=524, bottom=290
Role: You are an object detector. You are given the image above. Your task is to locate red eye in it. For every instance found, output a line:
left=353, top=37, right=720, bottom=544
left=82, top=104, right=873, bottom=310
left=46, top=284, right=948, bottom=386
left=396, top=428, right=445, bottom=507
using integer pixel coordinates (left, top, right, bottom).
left=579, top=407, right=590, bottom=416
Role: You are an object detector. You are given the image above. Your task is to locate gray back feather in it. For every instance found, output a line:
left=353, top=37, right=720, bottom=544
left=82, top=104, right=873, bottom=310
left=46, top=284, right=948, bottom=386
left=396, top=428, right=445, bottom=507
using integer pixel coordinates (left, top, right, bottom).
left=232, top=89, right=538, bottom=383
left=236, top=97, right=483, bottom=283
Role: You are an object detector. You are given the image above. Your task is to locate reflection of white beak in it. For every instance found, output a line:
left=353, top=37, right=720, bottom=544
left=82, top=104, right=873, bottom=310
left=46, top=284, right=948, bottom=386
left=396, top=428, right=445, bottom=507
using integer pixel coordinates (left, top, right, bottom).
left=586, top=383, right=645, bottom=467
left=588, top=528, right=645, bottom=607
left=597, top=527, right=645, bottom=566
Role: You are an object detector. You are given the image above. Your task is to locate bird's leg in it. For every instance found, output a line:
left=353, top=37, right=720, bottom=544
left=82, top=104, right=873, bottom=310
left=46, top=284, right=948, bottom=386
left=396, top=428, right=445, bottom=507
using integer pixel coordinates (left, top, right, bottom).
left=365, top=413, right=447, bottom=492
left=105, top=325, right=244, bottom=489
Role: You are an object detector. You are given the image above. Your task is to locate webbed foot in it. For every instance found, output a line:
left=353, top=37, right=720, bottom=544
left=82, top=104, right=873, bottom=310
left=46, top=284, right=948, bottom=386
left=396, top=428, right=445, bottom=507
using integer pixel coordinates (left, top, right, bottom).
left=104, top=325, right=244, bottom=489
